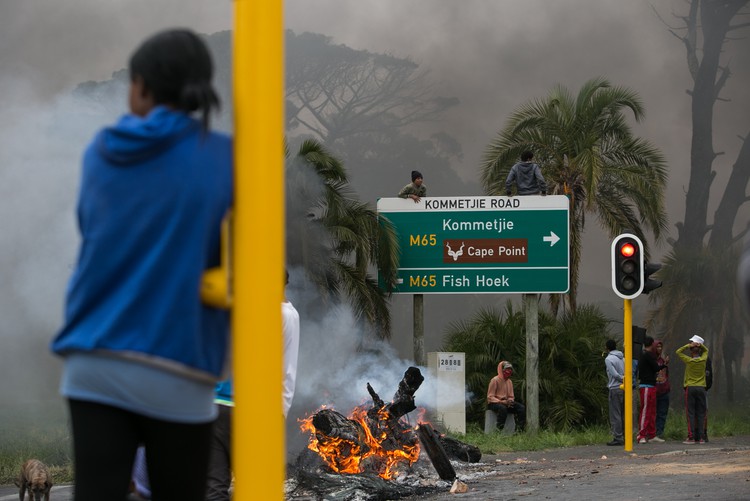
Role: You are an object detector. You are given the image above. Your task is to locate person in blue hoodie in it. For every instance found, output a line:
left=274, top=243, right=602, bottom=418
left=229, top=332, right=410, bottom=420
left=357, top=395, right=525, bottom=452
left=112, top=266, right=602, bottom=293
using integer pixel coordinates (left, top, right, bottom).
left=50, top=29, right=232, bottom=501
left=604, top=339, right=625, bottom=446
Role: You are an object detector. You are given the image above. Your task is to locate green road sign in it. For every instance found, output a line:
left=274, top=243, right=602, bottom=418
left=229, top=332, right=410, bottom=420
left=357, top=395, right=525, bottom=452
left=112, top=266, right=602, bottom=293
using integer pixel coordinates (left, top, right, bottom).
left=377, top=195, right=570, bottom=294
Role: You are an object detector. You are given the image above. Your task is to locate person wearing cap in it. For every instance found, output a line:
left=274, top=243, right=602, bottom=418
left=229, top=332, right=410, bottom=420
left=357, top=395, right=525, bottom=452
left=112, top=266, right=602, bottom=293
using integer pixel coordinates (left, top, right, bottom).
left=654, top=340, right=671, bottom=440
left=486, top=361, right=526, bottom=432
left=505, top=150, right=547, bottom=197
left=398, top=170, right=426, bottom=203
left=636, top=336, right=668, bottom=444
left=676, top=335, right=709, bottom=444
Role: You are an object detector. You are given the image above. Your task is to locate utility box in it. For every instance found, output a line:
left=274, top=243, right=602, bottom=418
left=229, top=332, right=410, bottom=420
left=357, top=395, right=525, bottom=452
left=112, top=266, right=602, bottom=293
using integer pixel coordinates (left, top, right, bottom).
left=427, top=352, right=466, bottom=434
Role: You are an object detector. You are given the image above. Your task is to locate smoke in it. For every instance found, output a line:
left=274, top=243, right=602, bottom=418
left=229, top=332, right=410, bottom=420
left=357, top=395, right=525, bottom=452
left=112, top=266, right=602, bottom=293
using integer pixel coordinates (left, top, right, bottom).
left=284, top=267, right=468, bottom=457
left=2, top=0, right=749, bottom=426
left=0, top=2, right=232, bottom=411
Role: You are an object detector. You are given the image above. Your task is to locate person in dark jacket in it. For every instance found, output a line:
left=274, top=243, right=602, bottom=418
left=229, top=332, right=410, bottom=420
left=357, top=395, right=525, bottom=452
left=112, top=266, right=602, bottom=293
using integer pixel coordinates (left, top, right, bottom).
left=636, top=336, right=668, bottom=443
left=51, top=29, right=232, bottom=501
left=505, top=151, right=547, bottom=196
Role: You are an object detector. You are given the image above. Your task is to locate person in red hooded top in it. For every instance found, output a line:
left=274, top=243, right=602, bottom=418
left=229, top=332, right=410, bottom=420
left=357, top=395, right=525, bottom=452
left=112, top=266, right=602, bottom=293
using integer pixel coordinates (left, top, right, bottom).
left=486, top=361, right=526, bottom=432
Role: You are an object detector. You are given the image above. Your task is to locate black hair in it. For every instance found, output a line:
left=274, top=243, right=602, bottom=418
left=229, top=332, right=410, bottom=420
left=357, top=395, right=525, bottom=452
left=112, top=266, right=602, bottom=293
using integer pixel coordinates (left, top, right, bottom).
left=129, top=29, right=220, bottom=129
left=643, top=336, right=654, bottom=348
left=606, top=339, right=617, bottom=351
left=521, top=151, right=534, bottom=161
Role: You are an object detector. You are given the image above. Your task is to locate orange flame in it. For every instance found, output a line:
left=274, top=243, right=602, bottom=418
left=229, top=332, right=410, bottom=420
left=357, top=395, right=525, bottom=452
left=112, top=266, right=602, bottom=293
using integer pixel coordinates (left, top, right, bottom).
left=299, top=405, right=421, bottom=480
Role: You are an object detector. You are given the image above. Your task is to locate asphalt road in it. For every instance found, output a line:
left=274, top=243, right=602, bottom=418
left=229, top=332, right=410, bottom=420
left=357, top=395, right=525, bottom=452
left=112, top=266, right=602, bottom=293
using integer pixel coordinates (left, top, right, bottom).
left=3, top=435, right=749, bottom=500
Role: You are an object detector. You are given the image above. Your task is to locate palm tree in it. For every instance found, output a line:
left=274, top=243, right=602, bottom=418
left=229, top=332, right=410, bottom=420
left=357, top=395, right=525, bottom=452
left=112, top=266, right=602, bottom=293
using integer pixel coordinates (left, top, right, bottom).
left=481, top=77, right=668, bottom=314
left=285, top=139, right=400, bottom=338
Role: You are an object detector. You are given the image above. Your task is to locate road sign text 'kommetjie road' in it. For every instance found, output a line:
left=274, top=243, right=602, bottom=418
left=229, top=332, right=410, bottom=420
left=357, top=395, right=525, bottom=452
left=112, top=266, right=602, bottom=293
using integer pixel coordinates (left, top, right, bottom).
left=378, top=196, right=570, bottom=294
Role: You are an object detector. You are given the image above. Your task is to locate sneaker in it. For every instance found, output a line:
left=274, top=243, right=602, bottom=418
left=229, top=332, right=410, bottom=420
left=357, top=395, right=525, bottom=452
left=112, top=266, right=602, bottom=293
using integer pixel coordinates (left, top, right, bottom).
left=638, top=437, right=648, bottom=444
left=698, top=439, right=706, bottom=444
left=607, top=439, right=624, bottom=446
left=682, top=439, right=696, bottom=445
left=650, top=436, right=665, bottom=443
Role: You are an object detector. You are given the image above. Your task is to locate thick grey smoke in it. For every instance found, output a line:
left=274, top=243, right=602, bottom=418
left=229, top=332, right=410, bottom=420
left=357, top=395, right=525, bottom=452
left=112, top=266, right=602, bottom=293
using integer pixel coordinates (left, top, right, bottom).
left=0, top=2, right=232, bottom=406
left=285, top=0, right=750, bottom=355
left=2, top=1, right=749, bottom=429
left=284, top=267, right=463, bottom=457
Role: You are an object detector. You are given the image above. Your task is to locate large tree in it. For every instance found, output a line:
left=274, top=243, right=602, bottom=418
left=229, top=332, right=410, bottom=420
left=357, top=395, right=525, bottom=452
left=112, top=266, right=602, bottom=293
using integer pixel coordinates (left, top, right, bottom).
left=284, top=30, right=471, bottom=204
left=285, top=30, right=458, bottom=146
left=481, top=77, right=668, bottom=313
left=648, top=1, right=750, bottom=401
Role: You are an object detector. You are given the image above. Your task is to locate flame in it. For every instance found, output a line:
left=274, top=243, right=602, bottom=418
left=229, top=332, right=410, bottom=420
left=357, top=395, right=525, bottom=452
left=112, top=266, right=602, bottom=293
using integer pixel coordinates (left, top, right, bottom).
left=299, top=405, right=421, bottom=480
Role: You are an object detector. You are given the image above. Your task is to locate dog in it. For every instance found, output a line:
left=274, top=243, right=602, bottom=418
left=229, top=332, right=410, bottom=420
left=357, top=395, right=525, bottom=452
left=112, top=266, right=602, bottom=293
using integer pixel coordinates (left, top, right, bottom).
left=16, top=459, right=52, bottom=501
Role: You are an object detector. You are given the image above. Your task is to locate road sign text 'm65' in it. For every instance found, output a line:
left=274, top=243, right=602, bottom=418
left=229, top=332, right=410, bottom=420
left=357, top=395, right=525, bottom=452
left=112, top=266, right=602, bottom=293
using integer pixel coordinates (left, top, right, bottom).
left=377, top=195, right=570, bottom=294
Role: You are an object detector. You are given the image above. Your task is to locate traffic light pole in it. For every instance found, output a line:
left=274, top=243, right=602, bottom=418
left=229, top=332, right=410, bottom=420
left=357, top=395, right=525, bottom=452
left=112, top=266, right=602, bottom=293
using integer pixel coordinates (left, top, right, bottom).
left=623, top=299, right=633, bottom=452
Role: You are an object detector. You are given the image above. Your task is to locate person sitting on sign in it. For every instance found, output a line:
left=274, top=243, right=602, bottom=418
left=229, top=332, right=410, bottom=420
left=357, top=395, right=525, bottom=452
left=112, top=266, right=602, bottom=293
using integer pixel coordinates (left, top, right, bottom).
left=398, top=170, right=426, bottom=203
left=505, top=151, right=547, bottom=197
left=487, top=361, right=526, bottom=432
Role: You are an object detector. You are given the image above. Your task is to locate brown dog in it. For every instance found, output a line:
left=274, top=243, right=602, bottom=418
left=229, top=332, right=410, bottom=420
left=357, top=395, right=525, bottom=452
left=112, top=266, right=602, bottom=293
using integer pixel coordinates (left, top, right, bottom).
left=16, top=459, right=52, bottom=501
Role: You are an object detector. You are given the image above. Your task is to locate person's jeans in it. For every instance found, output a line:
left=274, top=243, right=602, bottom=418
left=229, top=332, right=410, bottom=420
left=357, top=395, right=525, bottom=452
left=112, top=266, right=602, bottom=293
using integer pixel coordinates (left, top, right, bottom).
left=655, top=391, right=669, bottom=437
left=206, top=404, right=232, bottom=501
left=487, top=402, right=526, bottom=431
left=685, top=386, right=707, bottom=441
left=68, top=399, right=213, bottom=501
left=608, top=387, right=625, bottom=441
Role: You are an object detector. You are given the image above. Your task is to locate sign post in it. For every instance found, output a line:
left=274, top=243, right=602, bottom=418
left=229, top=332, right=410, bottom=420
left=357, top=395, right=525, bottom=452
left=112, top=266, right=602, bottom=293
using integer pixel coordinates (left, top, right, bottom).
left=378, top=195, right=570, bottom=294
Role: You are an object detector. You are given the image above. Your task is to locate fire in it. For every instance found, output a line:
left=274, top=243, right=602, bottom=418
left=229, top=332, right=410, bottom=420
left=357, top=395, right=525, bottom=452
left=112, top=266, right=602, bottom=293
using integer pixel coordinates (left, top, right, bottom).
left=299, top=405, right=421, bottom=480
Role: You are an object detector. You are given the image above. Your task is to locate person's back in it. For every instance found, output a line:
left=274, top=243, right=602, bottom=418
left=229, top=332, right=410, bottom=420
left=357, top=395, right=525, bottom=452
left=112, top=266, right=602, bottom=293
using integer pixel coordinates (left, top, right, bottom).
left=505, top=151, right=547, bottom=196
left=605, top=348, right=625, bottom=389
left=51, top=29, right=233, bottom=501
left=55, top=109, right=232, bottom=374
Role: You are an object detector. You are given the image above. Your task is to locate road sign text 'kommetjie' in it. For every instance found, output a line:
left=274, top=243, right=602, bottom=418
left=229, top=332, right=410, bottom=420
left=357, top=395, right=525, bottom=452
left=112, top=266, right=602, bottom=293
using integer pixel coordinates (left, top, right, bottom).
left=378, top=195, right=570, bottom=294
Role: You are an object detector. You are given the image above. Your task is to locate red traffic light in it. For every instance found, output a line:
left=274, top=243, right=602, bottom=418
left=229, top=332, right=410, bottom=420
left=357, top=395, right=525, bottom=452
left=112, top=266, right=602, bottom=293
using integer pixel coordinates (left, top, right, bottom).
left=611, top=233, right=644, bottom=299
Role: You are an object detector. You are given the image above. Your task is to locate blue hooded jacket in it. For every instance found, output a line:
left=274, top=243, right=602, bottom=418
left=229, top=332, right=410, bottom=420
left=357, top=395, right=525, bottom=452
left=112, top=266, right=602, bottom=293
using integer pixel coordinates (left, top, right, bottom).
left=51, top=107, right=233, bottom=380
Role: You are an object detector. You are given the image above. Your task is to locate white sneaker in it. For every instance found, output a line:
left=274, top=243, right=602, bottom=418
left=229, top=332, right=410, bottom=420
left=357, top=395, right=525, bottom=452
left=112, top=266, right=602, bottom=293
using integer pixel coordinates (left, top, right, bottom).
left=650, top=436, right=665, bottom=442
left=638, top=438, right=648, bottom=444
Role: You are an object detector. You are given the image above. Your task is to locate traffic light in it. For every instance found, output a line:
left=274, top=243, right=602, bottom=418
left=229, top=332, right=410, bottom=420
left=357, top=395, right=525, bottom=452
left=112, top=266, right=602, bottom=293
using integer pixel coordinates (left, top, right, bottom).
left=643, top=262, right=663, bottom=294
left=611, top=233, right=644, bottom=299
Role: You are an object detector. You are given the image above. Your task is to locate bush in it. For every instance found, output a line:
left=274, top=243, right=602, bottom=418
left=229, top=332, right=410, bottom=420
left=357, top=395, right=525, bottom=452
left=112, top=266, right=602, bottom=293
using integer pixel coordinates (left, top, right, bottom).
left=442, top=301, right=611, bottom=431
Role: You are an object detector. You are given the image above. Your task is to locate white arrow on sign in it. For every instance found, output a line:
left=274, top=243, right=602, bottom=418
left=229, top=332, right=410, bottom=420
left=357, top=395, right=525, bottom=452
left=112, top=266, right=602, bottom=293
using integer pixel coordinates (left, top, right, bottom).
left=543, top=231, right=560, bottom=247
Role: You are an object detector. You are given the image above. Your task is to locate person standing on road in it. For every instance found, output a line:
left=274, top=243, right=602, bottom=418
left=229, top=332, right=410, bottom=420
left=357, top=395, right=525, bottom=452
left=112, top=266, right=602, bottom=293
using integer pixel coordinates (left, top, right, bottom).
left=636, top=336, right=668, bottom=444
left=703, top=355, right=713, bottom=442
left=604, top=340, right=625, bottom=446
left=654, top=340, right=671, bottom=440
left=487, top=361, right=526, bottom=432
left=676, top=335, right=709, bottom=444
left=205, top=270, right=300, bottom=500
left=398, top=170, right=426, bottom=203
left=505, top=151, right=547, bottom=197
left=50, top=29, right=232, bottom=501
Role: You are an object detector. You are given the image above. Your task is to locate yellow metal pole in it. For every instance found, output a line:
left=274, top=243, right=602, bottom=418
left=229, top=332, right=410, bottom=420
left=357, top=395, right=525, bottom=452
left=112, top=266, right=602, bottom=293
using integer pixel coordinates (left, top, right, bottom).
left=233, top=1, right=284, bottom=500
left=623, top=299, right=633, bottom=452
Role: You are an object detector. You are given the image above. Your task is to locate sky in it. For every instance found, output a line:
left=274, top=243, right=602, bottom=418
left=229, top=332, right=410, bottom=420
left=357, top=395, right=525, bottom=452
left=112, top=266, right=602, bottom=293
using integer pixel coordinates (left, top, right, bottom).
left=0, top=1, right=748, bottom=427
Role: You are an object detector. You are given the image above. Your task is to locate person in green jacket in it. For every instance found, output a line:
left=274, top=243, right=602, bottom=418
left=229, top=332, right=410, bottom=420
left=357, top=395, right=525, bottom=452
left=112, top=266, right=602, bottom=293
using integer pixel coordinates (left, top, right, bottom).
left=676, top=335, right=709, bottom=444
left=398, top=170, right=426, bottom=203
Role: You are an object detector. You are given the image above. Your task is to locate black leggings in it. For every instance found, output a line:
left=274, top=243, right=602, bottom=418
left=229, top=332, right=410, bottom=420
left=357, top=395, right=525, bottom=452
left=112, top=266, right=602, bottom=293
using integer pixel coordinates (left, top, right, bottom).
left=68, top=399, right=214, bottom=501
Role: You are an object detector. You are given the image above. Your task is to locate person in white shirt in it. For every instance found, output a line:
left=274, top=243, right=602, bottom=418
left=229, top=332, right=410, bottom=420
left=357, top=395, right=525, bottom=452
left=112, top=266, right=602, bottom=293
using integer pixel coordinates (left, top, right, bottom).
left=282, top=269, right=300, bottom=418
